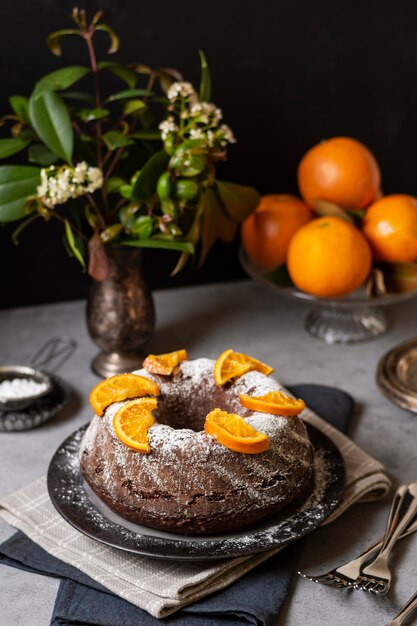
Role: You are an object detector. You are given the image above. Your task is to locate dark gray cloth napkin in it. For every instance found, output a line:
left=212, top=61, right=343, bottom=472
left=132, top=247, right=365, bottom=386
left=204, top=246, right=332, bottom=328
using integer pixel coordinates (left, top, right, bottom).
left=0, top=384, right=354, bottom=626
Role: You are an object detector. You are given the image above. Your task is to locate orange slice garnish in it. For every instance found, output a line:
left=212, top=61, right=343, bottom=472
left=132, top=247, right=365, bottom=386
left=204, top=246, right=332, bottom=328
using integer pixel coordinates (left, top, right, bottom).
left=143, top=349, right=188, bottom=375
left=113, top=397, right=158, bottom=453
left=89, top=374, right=160, bottom=416
left=214, top=349, right=274, bottom=386
left=204, top=408, right=269, bottom=454
left=239, top=391, right=306, bottom=416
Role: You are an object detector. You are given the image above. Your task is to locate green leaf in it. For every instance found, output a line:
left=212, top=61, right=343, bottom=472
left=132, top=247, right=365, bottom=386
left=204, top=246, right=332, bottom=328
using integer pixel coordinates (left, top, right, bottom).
left=61, top=91, right=95, bottom=104
left=313, top=199, right=354, bottom=224
left=47, top=29, right=81, bottom=56
left=200, top=188, right=237, bottom=265
left=33, top=66, right=90, bottom=98
left=29, top=91, right=73, bottom=163
left=105, top=176, right=126, bottom=194
left=98, top=62, right=137, bottom=88
left=9, top=96, right=29, bottom=122
left=122, top=238, right=194, bottom=253
left=106, top=89, right=153, bottom=102
left=28, top=144, right=59, bottom=166
left=130, top=63, right=152, bottom=75
left=123, top=100, right=147, bottom=116
left=64, top=219, right=85, bottom=268
left=120, top=184, right=133, bottom=199
left=0, top=137, right=31, bottom=159
left=95, top=23, right=120, bottom=54
left=77, top=107, right=109, bottom=122
left=0, top=165, right=40, bottom=222
left=149, top=96, right=169, bottom=106
left=169, top=149, right=206, bottom=176
left=131, top=150, right=169, bottom=200
left=198, top=50, right=212, bottom=101
left=264, top=263, right=294, bottom=287
left=130, top=215, right=153, bottom=239
left=119, top=204, right=139, bottom=227
left=130, top=130, right=161, bottom=141
left=171, top=251, right=190, bottom=275
left=216, top=180, right=260, bottom=222
left=99, top=224, right=123, bottom=243
left=102, top=130, right=134, bottom=150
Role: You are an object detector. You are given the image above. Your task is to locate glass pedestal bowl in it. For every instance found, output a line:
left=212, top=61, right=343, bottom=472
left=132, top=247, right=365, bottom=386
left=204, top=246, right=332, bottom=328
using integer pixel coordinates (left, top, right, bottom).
left=240, top=250, right=417, bottom=344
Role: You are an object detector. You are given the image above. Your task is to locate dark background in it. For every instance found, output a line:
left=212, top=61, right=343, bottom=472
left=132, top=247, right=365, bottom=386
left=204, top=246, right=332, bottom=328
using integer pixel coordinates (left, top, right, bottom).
left=2, top=0, right=417, bottom=308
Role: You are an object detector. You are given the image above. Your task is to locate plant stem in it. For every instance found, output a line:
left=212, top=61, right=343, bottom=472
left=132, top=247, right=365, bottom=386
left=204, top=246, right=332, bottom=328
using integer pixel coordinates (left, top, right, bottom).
left=109, top=197, right=127, bottom=218
left=103, top=73, right=158, bottom=180
left=86, top=193, right=106, bottom=228
left=72, top=120, right=83, bottom=135
left=84, top=32, right=102, bottom=164
left=82, top=24, right=109, bottom=218
left=104, top=146, right=124, bottom=182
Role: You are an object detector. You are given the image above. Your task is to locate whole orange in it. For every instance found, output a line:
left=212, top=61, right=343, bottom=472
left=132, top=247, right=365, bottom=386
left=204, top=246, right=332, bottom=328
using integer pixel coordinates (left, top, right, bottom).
left=298, top=137, right=381, bottom=210
left=241, top=194, right=312, bottom=269
left=287, top=216, right=372, bottom=297
left=362, top=194, right=417, bottom=262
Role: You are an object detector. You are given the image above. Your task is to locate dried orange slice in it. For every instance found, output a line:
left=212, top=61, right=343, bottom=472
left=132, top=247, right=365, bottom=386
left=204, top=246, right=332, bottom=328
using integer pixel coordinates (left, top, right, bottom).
left=89, top=374, right=160, bottom=416
left=143, top=349, right=188, bottom=375
left=113, top=397, right=158, bottom=453
left=204, top=408, right=269, bottom=454
left=214, top=349, right=274, bottom=386
left=240, top=391, right=306, bottom=416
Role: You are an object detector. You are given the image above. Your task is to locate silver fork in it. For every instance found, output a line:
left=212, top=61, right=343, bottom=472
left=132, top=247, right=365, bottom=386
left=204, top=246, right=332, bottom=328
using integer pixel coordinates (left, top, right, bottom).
left=355, top=482, right=417, bottom=595
left=386, top=588, right=417, bottom=626
left=299, top=485, right=416, bottom=589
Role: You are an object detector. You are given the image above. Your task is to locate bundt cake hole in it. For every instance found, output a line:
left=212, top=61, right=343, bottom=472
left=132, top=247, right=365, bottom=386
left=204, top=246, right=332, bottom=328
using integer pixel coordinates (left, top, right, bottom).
left=152, top=386, right=240, bottom=432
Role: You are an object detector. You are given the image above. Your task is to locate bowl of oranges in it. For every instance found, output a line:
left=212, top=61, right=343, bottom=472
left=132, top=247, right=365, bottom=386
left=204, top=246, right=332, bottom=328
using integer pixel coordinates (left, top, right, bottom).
left=241, top=137, right=417, bottom=344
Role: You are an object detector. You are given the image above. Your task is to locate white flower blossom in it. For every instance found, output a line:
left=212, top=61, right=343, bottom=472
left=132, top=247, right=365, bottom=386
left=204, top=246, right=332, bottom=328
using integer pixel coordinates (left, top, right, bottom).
left=37, top=162, right=103, bottom=208
left=159, top=119, right=178, bottom=140
left=190, top=102, right=222, bottom=125
left=206, top=130, right=215, bottom=147
left=217, top=124, right=236, bottom=146
left=189, top=128, right=206, bottom=140
left=167, top=81, right=196, bottom=102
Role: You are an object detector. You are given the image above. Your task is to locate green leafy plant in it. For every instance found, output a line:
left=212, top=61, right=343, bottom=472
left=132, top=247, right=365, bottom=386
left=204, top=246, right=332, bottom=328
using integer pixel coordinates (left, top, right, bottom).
left=0, top=8, right=259, bottom=278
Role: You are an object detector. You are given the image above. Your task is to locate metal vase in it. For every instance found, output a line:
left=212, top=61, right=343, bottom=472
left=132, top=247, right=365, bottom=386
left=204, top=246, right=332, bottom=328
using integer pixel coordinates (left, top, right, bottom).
left=86, top=247, right=155, bottom=378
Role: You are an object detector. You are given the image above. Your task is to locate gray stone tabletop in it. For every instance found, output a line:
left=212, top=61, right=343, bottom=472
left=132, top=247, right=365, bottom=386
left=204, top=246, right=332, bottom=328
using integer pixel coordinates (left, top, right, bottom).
left=1, top=279, right=417, bottom=625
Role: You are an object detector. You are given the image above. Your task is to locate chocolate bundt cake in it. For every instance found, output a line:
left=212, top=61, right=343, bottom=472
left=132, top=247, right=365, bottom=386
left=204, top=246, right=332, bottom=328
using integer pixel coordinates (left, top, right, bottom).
left=80, top=357, right=314, bottom=534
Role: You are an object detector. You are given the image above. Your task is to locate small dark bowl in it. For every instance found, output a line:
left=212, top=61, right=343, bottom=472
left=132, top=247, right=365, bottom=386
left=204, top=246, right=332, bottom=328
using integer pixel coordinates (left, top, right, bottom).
left=0, top=366, right=53, bottom=411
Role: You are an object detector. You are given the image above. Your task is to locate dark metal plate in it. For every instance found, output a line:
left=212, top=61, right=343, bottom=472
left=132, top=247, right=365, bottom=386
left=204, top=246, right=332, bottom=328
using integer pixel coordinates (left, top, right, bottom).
left=47, top=422, right=345, bottom=561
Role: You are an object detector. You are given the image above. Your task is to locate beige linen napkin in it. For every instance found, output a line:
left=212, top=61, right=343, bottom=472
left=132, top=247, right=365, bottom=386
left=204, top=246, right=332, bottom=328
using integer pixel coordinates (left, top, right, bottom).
left=0, top=401, right=390, bottom=619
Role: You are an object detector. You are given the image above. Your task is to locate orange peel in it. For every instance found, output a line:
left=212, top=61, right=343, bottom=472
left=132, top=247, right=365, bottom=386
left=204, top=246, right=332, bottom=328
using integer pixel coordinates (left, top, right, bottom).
left=143, top=349, right=188, bottom=376
left=89, top=373, right=159, bottom=417
left=239, top=391, right=306, bottom=416
left=204, top=408, right=269, bottom=454
left=113, top=397, right=158, bottom=453
left=214, top=349, right=274, bottom=386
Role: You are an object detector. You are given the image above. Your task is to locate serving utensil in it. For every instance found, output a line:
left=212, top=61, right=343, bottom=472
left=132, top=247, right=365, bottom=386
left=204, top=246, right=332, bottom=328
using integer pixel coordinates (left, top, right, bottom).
left=354, top=483, right=417, bottom=595
left=299, top=484, right=417, bottom=590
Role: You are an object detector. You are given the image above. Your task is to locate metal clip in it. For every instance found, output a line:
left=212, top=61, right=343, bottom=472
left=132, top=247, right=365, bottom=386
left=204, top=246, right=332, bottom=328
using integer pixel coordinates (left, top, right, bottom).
left=30, top=337, right=77, bottom=373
